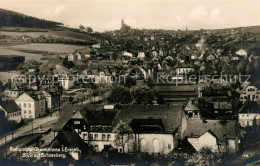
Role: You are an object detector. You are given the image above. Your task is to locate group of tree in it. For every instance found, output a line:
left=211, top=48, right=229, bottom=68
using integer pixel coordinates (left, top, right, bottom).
left=107, top=84, right=157, bottom=105
left=79, top=24, right=93, bottom=34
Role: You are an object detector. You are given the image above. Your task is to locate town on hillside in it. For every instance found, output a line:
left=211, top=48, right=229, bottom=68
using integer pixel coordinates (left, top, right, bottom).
left=0, top=6, right=260, bottom=166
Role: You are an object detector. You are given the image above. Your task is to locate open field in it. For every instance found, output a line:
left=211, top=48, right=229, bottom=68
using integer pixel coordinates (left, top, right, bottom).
left=10, top=43, right=85, bottom=54
left=0, top=30, right=99, bottom=41
left=0, top=46, right=44, bottom=62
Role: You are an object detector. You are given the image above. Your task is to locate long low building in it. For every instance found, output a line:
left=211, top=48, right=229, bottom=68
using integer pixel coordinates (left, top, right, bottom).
left=0, top=55, right=25, bottom=71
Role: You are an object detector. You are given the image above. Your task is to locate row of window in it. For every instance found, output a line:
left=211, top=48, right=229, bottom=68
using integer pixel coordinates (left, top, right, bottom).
left=82, top=133, right=111, bottom=141
left=8, top=112, right=21, bottom=118
left=241, top=95, right=259, bottom=100
left=5, top=91, right=18, bottom=95
left=19, top=103, right=32, bottom=108
left=24, top=110, right=32, bottom=114
left=247, top=88, right=256, bottom=92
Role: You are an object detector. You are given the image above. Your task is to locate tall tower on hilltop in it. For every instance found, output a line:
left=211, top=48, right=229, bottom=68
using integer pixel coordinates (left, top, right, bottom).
left=120, top=18, right=131, bottom=32
left=121, top=19, right=125, bottom=27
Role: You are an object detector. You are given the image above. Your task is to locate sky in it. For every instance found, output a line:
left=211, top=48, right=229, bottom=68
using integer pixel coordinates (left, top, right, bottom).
left=1, top=0, right=260, bottom=32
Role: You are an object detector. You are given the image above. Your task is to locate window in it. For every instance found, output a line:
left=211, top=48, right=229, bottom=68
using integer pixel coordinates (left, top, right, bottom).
left=29, top=103, right=31, bottom=108
left=168, top=144, right=172, bottom=150
left=107, top=134, right=111, bottom=141
left=24, top=110, right=26, bottom=114
left=102, top=134, right=106, bottom=140
left=74, top=121, right=80, bottom=124
left=24, top=103, right=26, bottom=107
left=29, top=110, right=32, bottom=114
left=94, top=134, right=98, bottom=140
left=90, top=134, right=93, bottom=140
left=84, top=125, right=86, bottom=130
left=78, top=129, right=81, bottom=134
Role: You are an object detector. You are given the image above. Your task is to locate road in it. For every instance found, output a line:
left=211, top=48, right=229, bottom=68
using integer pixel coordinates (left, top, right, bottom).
left=0, top=111, right=59, bottom=147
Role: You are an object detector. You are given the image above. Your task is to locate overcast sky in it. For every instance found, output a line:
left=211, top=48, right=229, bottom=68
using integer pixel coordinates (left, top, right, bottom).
left=1, top=0, right=260, bottom=32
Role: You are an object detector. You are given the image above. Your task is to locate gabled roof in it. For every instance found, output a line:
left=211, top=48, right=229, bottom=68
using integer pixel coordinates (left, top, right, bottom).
left=184, top=99, right=199, bottom=111
left=112, top=105, right=183, bottom=133
left=185, top=119, right=238, bottom=142
left=0, top=100, right=21, bottom=113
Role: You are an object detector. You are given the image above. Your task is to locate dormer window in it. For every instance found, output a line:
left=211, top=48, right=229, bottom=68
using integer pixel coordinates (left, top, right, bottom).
left=74, top=120, right=80, bottom=124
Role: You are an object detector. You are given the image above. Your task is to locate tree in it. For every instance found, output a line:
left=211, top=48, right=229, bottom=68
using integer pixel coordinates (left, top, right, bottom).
left=108, top=85, right=131, bottom=104
left=131, top=85, right=156, bottom=104
left=79, top=24, right=85, bottom=31
left=113, top=120, right=134, bottom=153
left=86, top=27, right=93, bottom=34
left=62, top=57, right=74, bottom=69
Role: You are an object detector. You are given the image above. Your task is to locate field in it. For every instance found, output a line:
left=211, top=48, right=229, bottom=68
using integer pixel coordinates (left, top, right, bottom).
left=0, top=29, right=99, bottom=41
left=10, top=43, right=85, bottom=54
left=0, top=43, right=85, bottom=64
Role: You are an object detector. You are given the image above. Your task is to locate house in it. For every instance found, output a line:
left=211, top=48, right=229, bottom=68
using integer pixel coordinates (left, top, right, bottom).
left=42, top=89, right=60, bottom=112
left=15, top=92, right=46, bottom=119
left=76, top=52, right=82, bottom=61
left=175, top=64, right=195, bottom=75
left=236, top=49, right=247, bottom=58
left=182, top=119, right=239, bottom=152
left=64, top=105, right=117, bottom=152
left=238, top=101, right=260, bottom=127
left=152, top=81, right=198, bottom=104
left=3, top=82, right=22, bottom=99
left=68, top=53, right=82, bottom=62
left=137, top=52, right=145, bottom=59
left=151, top=51, right=158, bottom=57
left=183, top=99, right=201, bottom=119
left=59, top=104, right=183, bottom=155
left=91, top=43, right=101, bottom=49
left=0, top=100, right=22, bottom=123
left=112, top=104, right=183, bottom=154
left=207, top=54, right=215, bottom=61
left=122, top=51, right=133, bottom=58
left=92, top=43, right=101, bottom=49
left=239, top=85, right=260, bottom=103
left=68, top=53, right=74, bottom=61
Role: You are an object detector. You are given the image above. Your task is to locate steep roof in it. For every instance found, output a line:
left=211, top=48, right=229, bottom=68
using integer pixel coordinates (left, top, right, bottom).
left=112, top=104, right=183, bottom=133
left=185, top=119, right=238, bottom=143
left=0, top=100, right=21, bottom=113
left=239, top=101, right=260, bottom=114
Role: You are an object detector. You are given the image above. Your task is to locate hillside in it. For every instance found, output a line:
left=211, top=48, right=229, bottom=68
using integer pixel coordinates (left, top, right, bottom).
left=0, top=8, right=62, bottom=29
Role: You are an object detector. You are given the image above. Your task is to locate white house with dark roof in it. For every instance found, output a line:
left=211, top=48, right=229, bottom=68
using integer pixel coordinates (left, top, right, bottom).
left=239, top=85, right=260, bottom=103
left=235, top=49, right=247, bottom=58
left=15, top=92, right=46, bottom=119
left=182, top=119, right=239, bottom=152
left=0, top=100, right=21, bottom=123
